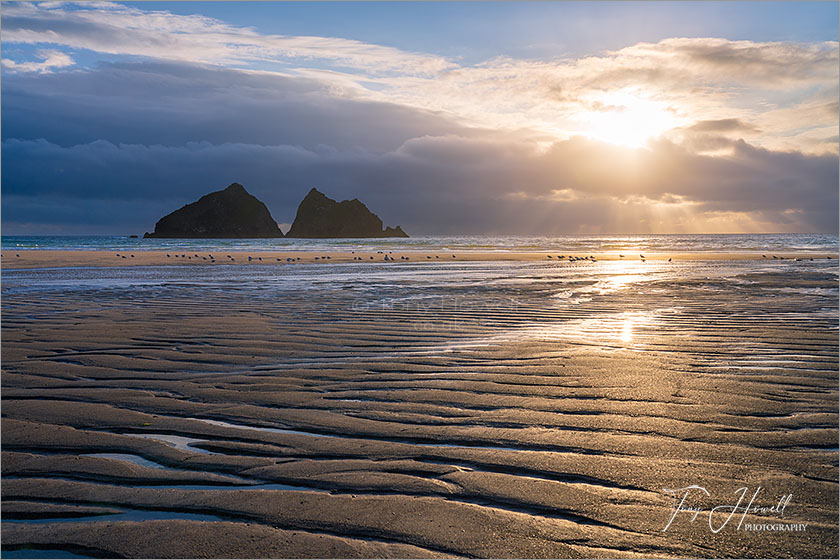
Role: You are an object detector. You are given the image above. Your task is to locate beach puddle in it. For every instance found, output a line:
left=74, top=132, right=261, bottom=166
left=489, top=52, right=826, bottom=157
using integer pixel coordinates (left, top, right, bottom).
left=1, top=548, right=95, bottom=559
left=119, top=433, right=218, bottom=455
left=85, top=453, right=175, bottom=470
left=3, top=508, right=227, bottom=525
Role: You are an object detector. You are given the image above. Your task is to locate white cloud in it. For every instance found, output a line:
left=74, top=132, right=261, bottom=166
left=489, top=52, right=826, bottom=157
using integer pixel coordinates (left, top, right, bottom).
left=1, top=1, right=453, bottom=75
left=2, top=49, right=74, bottom=73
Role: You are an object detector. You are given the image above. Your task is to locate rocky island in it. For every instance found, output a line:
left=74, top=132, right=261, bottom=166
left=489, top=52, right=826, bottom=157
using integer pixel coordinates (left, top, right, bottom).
left=145, top=183, right=407, bottom=239
left=144, top=183, right=284, bottom=238
left=286, top=188, right=408, bottom=238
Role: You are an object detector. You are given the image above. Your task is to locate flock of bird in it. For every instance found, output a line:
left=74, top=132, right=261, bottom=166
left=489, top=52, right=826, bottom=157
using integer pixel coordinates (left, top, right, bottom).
left=548, top=254, right=599, bottom=262
left=4, top=251, right=832, bottom=263
left=546, top=253, right=674, bottom=263
left=763, top=254, right=824, bottom=261
left=122, top=251, right=462, bottom=263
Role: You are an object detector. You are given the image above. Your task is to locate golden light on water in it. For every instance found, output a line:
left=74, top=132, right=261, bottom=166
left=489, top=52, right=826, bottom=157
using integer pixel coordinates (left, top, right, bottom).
left=620, top=318, right=634, bottom=343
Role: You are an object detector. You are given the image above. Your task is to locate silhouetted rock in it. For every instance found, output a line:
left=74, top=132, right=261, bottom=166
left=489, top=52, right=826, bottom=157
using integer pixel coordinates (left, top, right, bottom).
left=145, top=183, right=284, bottom=238
left=286, top=188, right=408, bottom=238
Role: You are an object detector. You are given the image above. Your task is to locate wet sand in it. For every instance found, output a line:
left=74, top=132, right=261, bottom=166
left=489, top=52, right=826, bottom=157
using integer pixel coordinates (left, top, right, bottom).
left=1, top=257, right=838, bottom=558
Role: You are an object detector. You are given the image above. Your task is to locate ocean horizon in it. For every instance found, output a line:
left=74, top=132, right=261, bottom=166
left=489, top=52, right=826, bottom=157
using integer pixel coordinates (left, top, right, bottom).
left=2, top=233, right=837, bottom=254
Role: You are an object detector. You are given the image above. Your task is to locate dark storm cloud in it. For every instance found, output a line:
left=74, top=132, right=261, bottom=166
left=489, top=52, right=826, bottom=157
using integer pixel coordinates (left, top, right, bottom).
left=1, top=62, right=464, bottom=151
left=2, top=62, right=837, bottom=235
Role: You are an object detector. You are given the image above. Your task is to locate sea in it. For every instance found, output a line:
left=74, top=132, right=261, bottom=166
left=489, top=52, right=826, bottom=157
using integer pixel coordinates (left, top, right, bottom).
left=1, top=233, right=837, bottom=253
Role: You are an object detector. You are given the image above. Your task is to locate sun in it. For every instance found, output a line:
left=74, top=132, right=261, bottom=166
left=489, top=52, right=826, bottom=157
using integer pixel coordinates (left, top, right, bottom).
left=578, top=90, right=679, bottom=148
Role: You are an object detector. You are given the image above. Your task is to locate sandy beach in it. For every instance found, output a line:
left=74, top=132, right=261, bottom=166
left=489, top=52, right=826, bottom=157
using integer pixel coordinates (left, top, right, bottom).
left=2, top=254, right=838, bottom=558
left=1, top=249, right=836, bottom=270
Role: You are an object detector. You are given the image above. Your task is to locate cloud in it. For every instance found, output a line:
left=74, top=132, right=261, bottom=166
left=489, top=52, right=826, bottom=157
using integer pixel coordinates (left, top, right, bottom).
left=2, top=2, right=836, bottom=155
left=1, top=62, right=472, bottom=153
left=688, top=119, right=760, bottom=134
left=1, top=48, right=74, bottom=73
left=0, top=1, right=452, bottom=75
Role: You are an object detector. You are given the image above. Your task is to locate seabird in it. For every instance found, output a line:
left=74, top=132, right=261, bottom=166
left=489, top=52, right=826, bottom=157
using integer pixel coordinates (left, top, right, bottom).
left=452, top=255, right=456, bottom=258
left=668, top=258, right=672, bottom=262
left=639, top=254, right=645, bottom=259
left=202, top=257, right=207, bottom=260
left=248, top=256, right=253, bottom=261
left=258, top=257, right=262, bottom=261
left=619, top=254, right=625, bottom=258
left=772, top=255, right=777, bottom=259
left=370, top=256, right=374, bottom=260
left=315, top=257, right=320, bottom=260
left=427, top=256, right=431, bottom=259
left=762, top=254, right=767, bottom=258
left=548, top=255, right=553, bottom=259
left=166, top=253, right=170, bottom=258
left=130, top=254, right=135, bottom=258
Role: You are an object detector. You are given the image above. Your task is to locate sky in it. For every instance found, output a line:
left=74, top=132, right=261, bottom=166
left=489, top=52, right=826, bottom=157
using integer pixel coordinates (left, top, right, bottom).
left=1, top=1, right=838, bottom=235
